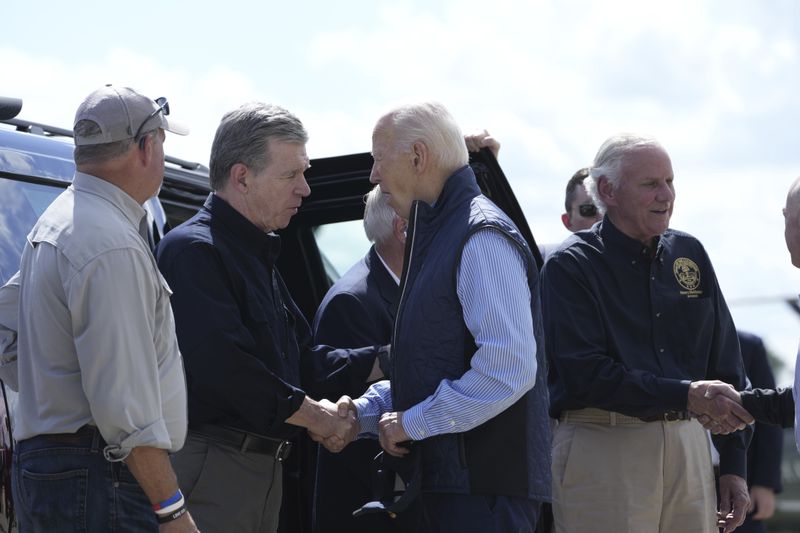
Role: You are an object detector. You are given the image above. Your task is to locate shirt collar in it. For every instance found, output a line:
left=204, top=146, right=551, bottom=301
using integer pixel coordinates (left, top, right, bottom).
left=204, top=193, right=281, bottom=256
left=71, top=172, right=147, bottom=231
left=599, top=215, right=663, bottom=260
left=375, top=249, right=400, bottom=285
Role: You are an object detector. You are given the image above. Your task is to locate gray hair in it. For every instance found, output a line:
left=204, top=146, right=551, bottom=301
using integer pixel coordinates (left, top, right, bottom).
left=73, top=119, right=135, bottom=166
left=209, top=102, right=308, bottom=191
left=385, top=102, right=468, bottom=173
left=584, top=134, right=662, bottom=210
left=363, top=185, right=397, bottom=245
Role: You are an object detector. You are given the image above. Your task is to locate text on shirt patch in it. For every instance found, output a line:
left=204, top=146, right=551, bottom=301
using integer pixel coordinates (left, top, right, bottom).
left=673, top=257, right=703, bottom=297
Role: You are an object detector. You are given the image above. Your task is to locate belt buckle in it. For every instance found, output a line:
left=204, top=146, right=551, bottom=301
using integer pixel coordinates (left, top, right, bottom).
left=664, top=411, right=684, bottom=421
left=275, top=440, right=292, bottom=463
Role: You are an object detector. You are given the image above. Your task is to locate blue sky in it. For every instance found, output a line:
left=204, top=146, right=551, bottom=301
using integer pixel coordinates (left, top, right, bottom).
left=4, top=0, right=800, bottom=381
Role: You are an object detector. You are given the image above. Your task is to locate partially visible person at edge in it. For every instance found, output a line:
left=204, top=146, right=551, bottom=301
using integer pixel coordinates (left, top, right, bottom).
left=155, top=102, right=381, bottom=533
left=782, top=175, right=800, bottom=449
left=542, top=133, right=754, bottom=533
left=310, top=130, right=499, bottom=533
left=703, top=176, right=800, bottom=444
left=339, top=102, right=550, bottom=532
left=4, top=85, right=198, bottom=531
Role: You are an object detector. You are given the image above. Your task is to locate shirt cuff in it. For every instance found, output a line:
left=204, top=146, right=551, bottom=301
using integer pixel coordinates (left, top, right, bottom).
left=402, top=403, right=431, bottom=441
left=354, top=397, right=381, bottom=437
left=101, top=419, right=173, bottom=462
left=667, top=379, right=692, bottom=410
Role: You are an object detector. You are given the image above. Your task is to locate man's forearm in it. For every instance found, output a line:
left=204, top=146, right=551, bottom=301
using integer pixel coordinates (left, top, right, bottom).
left=124, top=446, right=199, bottom=531
left=124, top=446, right=181, bottom=504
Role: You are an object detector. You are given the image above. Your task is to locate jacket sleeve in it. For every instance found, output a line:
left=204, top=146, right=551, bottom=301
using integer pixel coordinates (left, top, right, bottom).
left=705, top=262, right=751, bottom=478
left=283, top=279, right=379, bottom=402
left=309, top=291, right=384, bottom=398
left=741, top=388, right=795, bottom=430
left=739, top=333, right=784, bottom=491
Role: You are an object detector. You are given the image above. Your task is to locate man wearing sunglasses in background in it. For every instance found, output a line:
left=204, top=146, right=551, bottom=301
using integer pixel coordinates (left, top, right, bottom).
left=561, top=167, right=603, bottom=232
left=5, top=85, right=198, bottom=531
left=538, top=167, right=603, bottom=261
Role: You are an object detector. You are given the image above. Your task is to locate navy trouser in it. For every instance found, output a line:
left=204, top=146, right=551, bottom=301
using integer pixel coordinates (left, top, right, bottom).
left=419, top=493, right=541, bottom=533
left=12, top=425, right=157, bottom=532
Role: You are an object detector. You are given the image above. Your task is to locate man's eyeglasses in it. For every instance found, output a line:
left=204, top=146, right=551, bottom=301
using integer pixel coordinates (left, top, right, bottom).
left=134, top=97, right=169, bottom=141
left=578, top=204, right=598, bottom=218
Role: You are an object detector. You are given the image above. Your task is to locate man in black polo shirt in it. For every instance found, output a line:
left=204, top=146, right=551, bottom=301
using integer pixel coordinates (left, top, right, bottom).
left=542, top=134, right=754, bottom=533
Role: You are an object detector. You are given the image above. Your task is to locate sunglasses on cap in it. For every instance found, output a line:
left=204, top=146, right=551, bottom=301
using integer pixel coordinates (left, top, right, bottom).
left=134, top=97, right=169, bottom=141
left=578, top=204, right=598, bottom=217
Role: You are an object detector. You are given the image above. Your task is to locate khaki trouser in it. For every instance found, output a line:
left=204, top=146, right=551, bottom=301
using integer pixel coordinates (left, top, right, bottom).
left=172, top=432, right=283, bottom=533
left=552, top=408, right=716, bottom=533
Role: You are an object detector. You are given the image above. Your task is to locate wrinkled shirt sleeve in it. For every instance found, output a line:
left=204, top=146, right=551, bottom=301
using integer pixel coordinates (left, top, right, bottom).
left=353, top=379, right=393, bottom=437
left=68, top=249, right=175, bottom=460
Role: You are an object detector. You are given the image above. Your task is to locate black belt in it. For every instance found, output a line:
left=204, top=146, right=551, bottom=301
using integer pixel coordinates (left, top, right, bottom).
left=29, top=425, right=104, bottom=445
left=637, top=410, right=691, bottom=422
left=190, top=425, right=292, bottom=462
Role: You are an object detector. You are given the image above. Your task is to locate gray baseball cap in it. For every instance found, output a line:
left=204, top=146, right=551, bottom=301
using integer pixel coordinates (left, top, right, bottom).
left=73, top=84, right=189, bottom=146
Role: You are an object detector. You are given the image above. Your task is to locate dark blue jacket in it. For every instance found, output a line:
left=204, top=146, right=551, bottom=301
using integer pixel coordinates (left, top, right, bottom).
left=392, top=166, right=551, bottom=500
left=313, top=246, right=397, bottom=373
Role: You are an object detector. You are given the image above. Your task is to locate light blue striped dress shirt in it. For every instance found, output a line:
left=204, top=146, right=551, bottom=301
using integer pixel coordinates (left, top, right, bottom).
left=353, top=228, right=538, bottom=440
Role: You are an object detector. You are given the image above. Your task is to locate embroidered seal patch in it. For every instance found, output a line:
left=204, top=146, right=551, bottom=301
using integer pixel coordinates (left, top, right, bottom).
left=673, top=257, right=701, bottom=295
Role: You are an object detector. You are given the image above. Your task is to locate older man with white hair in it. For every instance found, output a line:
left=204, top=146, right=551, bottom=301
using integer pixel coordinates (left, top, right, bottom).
left=542, top=134, right=754, bottom=533
left=342, top=102, right=551, bottom=532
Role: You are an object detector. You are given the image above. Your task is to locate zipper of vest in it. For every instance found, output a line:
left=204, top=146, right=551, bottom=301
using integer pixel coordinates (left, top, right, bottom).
left=390, top=201, right=419, bottom=397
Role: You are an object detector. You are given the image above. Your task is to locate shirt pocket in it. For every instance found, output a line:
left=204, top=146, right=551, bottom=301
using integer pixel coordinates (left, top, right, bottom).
left=665, top=295, right=714, bottom=373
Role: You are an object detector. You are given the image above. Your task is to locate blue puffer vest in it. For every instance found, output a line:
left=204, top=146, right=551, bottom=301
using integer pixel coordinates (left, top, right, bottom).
left=391, top=165, right=551, bottom=500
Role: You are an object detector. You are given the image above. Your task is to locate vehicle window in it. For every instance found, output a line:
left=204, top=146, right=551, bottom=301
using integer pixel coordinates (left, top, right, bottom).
left=0, top=177, right=65, bottom=283
left=313, top=220, right=371, bottom=282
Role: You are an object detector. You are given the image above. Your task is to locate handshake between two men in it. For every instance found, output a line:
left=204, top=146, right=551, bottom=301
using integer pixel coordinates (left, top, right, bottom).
left=307, top=396, right=411, bottom=457
left=688, top=380, right=755, bottom=434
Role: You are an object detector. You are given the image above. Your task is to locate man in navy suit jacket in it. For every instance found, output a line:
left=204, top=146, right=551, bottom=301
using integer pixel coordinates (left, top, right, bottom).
left=311, top=185, right=406, bottom=533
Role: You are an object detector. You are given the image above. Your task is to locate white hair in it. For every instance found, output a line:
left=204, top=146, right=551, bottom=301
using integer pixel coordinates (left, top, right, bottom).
left=363, top=185, right=397, bottom=245
left=584, top=134, right=663, bottom=211
left=384, top=102, right=468, bottom=173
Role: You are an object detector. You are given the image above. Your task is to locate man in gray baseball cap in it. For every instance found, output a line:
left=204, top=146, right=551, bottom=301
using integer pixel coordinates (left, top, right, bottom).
left=73, top=84, right=188, bottom=146
left=8, top=85, right=198, bottom=532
